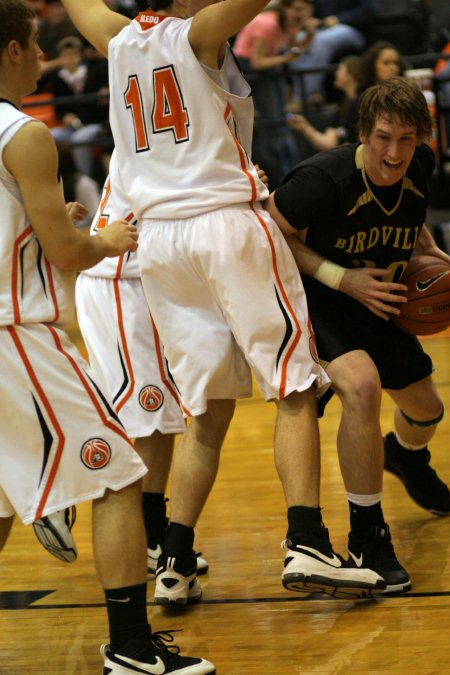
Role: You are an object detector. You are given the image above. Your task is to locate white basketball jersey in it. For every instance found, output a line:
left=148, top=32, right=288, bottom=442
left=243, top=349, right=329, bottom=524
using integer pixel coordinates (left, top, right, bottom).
left=0, top=102, right=75, bottom=326
left=108, top=12, right=269, bottom=220
left=82, top=151, right=140, bottom=279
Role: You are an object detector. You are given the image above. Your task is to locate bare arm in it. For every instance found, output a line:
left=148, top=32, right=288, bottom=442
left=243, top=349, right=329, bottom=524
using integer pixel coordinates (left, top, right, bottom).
left=60, top=0, right=130, bottom=57
left=4, top=122, right=137, bottom=272
left=288, top=114, right=339, bottom=152
left=265, top=192, right=408, bottom=321
left=189, top=0, right=270, bottom=66
left=250, top=38, right=302, bottom=70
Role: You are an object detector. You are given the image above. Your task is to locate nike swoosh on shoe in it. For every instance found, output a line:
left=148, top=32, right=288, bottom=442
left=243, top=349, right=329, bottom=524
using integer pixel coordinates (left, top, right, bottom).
left=348, top=551, right=363, bottom=567
left=117, top=654, right=166, bottom=674
left=293, top=545, right=343, bottom=568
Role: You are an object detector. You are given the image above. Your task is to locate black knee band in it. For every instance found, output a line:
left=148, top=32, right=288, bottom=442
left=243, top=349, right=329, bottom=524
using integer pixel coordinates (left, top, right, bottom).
left=400, top=406, right=444, bottom=427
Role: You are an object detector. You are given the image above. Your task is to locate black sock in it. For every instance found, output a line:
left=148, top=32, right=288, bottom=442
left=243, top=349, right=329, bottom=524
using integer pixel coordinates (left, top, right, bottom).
left=349, top=501, right=384, bottom=538
left=287, top=505, right=323, bottom=539
left=163, top=522, right=195, bottom=557
left=105, top=582, right=150, bottom=654
left=142, top=492, right=168, bottom=548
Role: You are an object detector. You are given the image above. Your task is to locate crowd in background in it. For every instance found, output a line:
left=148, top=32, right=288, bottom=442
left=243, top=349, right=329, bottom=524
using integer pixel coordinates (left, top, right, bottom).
left=23, top=0, right=450, bottom=192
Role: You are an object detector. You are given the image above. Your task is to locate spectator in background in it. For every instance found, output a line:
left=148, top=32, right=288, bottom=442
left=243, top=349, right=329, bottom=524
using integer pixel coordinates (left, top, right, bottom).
left=288, top=53, right=362, bottom=154
left=359, top=40, right=406, bottom=90
left=36, top=0, right=82, bottom=74
left=47, top=36, right=110, bottom=180
left=234, top=0, right=315, bottom=187
left=290, top=0, right=375, bottom=107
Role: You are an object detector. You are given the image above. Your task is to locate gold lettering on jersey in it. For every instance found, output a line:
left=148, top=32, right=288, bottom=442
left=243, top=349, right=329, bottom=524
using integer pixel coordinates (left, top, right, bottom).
left=393, top=228, right=402, bottom=248
left=367, top=227, right=379, bottom=249
left=333, top=226, right=419, bottom=254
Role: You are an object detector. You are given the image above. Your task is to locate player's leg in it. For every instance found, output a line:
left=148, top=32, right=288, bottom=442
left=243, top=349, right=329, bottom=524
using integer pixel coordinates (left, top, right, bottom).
left=328, top=350, right=411, bottom=592
left=154, top=399, right=235, bottom=606
left=137, top=432, right=210, bottom=578
left=385, top=376, right=449, bottom=515
left=136, top=432, right=173, bottom=573
left=0, top=516, right=14, bottom=552
left=275, top=386, right=385, bottom=598
left=93, top=480, right=215, bottom=674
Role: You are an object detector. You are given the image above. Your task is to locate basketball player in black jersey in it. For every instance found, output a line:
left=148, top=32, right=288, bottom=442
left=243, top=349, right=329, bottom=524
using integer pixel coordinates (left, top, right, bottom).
left=266, top=77, right=450, bottom=592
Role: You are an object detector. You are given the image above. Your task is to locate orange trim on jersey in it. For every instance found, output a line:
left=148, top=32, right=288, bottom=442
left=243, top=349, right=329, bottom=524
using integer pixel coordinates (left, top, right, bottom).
left=47, top=324, right=133, bottom=447
left=7, top=325, right=65, bottom=520
left=112, top=277, right=135, bottom=412
left=250, top=205, right=302, bottom=399
left=11, top=225, right=33, bottom=323
left=224, top=104, right=257, bottom=202
left=149, top=312, right=190, bottom=416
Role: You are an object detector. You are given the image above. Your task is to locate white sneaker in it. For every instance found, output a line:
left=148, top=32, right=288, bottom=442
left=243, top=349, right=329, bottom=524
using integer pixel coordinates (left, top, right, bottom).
left=154, top=556, right=202, bottom=606
left=148, top=545, right=209, bottom=577
left=101, top=630, right=216, bottom=674
left=281, top=535, right=386, bottom=599
left=32, top=507, right=77, bottom=563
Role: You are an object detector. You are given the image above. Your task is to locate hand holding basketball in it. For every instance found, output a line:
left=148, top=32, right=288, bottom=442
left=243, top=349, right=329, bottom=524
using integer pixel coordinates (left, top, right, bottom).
left=391, top=255, right=450, bottom=335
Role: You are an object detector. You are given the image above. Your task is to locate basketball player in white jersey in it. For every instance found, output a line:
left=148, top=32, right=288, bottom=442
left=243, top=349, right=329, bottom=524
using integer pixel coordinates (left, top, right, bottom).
left=61, top=0, right=386, bottom=608
left=0, top=2, right=215, bottom=673
left=75, top=150, right=209, bottom=579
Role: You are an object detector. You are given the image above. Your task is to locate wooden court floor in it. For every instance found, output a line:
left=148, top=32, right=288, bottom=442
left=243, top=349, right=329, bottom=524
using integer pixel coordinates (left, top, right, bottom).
left=0, top=328, right=449, bottom=674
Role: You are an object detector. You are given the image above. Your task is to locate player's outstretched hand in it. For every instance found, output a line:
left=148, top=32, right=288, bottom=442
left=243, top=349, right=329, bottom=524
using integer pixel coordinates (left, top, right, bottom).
left=66, top=201, right=89, bottom=224
left=97, top=219, right=138, bottom=257
left=340, top=268, right=408, bottom=321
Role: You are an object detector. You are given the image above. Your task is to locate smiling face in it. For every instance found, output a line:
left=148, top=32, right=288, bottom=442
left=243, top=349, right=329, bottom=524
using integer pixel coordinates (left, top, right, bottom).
left=360, top=115, right=419, bottom=186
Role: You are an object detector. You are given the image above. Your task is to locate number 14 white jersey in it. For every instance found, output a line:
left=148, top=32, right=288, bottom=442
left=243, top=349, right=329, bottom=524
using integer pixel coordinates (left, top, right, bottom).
left=108, top=12, right=268, bottom=220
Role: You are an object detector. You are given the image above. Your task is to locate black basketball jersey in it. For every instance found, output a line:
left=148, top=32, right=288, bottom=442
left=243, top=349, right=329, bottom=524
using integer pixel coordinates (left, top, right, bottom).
left=274, top=142, right=435, bottom=283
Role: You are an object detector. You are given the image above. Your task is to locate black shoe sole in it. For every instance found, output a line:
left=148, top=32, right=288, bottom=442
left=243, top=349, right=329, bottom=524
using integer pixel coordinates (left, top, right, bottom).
left=282, top=573, right=386, bottom=600
left=153, top=593, right=202, bottom=606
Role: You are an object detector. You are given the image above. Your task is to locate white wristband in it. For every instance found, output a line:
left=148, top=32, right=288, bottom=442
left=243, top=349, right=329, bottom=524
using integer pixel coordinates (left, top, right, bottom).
left=314, top=260, right=345, bottom=290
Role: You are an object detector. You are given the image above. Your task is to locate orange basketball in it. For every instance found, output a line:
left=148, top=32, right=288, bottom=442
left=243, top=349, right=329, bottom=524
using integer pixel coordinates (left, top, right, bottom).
left=391, top=255, right=450, bottom=335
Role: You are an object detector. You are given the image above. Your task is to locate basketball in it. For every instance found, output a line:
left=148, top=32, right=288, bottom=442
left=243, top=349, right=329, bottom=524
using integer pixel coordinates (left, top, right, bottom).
left=391, top=255, right=450, bottom=335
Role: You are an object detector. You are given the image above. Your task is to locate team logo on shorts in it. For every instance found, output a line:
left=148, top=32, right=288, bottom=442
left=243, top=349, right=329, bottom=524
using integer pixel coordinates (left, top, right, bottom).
left=309, top=337, right=319, bottom=363
left=139, top=385, right=164, bottom=412
left=80, top=438, right=111, bottom=470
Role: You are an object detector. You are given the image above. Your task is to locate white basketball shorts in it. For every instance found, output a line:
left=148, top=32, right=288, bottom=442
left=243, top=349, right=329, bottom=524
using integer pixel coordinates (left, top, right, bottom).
left=138, top=203, right=330, bottom=416
left=0, top=323, right=147, bottom=523
left=76, top=275, right=185, bottom=438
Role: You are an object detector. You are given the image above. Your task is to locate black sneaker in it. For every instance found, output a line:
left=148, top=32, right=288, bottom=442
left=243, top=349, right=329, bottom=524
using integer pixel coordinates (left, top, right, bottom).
left=282, top=526, right=386, bottom=599
left=384, top=432, right=450, bottom=516
left=348, top=523, right=411, bottom=593
left=102, top=630, right=215, bottom=674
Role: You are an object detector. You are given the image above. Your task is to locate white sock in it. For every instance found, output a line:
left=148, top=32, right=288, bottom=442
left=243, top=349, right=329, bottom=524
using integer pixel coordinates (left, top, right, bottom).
left=395, top=432, right=427, bottom=451
left=347, top=492, right=382, bottom=507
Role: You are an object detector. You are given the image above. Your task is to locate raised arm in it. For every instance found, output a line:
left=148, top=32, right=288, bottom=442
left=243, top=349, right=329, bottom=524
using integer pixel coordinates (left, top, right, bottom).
left=60, top=0, right=130, bottom=57
left=4, top=122, right=137, bottom=272
left=189, top=0, right=270, bottom=65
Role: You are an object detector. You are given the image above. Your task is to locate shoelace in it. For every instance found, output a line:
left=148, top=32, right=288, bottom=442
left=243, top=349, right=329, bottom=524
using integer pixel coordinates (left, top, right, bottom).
left=151, top=630, right=182, bottom=655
